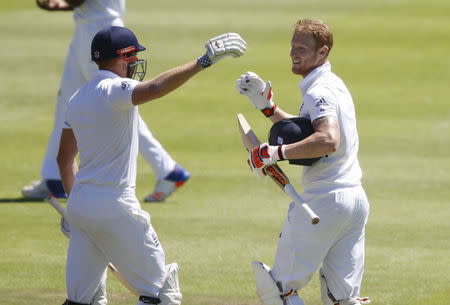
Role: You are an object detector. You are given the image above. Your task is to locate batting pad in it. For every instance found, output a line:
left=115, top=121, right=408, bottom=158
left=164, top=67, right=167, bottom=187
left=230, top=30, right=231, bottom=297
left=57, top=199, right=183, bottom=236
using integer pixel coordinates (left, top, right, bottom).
left=159, top=263, right=182, bottom=305
left=252, top=261, right=284, bottom=305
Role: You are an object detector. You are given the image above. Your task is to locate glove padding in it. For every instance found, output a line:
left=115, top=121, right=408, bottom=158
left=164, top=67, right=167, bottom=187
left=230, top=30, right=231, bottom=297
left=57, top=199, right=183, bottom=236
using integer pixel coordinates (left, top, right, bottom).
left=198, top=33, right=247, bottom=68
left=248, top=143, right=285, bottom=176
left=236, top=72, right=276, bottom=116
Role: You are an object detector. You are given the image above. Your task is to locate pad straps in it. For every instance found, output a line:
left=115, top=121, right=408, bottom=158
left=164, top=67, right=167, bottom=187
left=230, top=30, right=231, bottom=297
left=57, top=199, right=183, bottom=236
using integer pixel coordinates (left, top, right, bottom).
left=62, top=300, right=90, bottom=305
left=139, top=295, right=161, bottom=304
left=281, top=289, right=298, bottom=299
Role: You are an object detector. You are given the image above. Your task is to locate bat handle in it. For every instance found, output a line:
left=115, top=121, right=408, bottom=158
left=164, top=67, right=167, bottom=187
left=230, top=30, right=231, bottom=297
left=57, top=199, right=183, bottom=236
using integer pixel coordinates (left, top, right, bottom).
left=284, top=184, right=320, bottom=225
left=48, top=196, right=67, bottom=217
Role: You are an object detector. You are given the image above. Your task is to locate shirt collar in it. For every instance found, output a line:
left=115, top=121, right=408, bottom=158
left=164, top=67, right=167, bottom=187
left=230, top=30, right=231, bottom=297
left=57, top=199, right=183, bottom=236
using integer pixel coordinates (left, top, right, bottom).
left=93, top=69, right=121, bottom=79
left=299, top=61, right=331, bottom=94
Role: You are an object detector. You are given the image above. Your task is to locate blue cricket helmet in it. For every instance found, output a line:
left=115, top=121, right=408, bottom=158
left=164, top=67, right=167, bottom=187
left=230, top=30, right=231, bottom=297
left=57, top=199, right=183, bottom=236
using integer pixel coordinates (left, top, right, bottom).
left=91, top=26, right=146, bottom=61
left=268, top=117, right=322, bottom=166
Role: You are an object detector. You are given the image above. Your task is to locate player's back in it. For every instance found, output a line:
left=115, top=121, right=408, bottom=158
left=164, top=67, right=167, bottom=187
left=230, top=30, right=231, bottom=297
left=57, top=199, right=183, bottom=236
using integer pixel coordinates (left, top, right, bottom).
left=73, top=0, right=125, bottom=24
left=66, top=70, right=139, bottom=189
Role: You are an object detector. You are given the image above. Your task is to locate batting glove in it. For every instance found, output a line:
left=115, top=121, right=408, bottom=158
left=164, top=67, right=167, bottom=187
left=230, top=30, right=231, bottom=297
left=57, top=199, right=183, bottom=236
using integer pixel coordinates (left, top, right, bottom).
left=197, top=33, right=247, bottom=69
left=248, top=143, right=286, bottom=176
left=236, top=72, right=277, bottom=117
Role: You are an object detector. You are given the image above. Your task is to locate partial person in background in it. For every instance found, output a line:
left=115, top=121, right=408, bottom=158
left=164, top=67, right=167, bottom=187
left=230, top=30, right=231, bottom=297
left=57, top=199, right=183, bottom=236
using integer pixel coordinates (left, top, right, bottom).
left=57, top=26, right=246, bottom=305
left=24, top=0, right=190, bottom=202
left=236, top=19, right=370, bottom=305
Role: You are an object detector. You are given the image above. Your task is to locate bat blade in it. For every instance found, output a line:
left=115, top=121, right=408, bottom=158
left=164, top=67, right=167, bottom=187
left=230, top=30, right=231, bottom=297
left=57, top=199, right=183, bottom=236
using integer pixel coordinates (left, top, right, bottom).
left=237, top=113, right=261, bottom=150
left=237, top=113, right=289, bottom=189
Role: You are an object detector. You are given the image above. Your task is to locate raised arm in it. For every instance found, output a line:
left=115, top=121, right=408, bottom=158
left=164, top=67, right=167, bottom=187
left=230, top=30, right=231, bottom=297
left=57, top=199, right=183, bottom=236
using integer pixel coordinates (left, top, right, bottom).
left=132, top=60, right=201, bottom=105
left=132, top=33, right=247, bottom=105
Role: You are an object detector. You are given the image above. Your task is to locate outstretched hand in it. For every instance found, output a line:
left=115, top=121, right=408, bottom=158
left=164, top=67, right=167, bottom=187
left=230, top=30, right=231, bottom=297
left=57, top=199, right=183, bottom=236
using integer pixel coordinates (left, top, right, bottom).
left=236, top=72, right=277, bottom=117
left=197, top=33, right=247, bottom=69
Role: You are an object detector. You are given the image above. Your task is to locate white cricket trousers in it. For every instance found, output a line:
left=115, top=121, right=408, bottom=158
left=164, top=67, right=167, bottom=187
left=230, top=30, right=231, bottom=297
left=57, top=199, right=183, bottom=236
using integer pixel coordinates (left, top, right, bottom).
left=41, top=20, right=175, bottom=180
left=66, top=184, right=166, bottom=304
left=271, top=185, right=369, bottom=304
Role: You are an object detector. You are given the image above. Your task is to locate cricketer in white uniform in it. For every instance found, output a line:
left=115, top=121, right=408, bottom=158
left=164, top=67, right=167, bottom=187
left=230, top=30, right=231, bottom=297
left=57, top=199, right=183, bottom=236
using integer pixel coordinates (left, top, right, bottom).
left=236, top=19, right=370, bottom=305
left=57, top=26, right=246, bottom=305
left=25, top=0, right=190, bottom=202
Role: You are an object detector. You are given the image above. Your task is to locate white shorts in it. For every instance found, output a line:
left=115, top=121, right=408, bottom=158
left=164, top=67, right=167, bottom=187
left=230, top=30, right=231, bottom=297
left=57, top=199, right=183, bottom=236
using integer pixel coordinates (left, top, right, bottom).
left=271, top=185, right=369, bottom=301
left=66, top=184, right=166, bottom=304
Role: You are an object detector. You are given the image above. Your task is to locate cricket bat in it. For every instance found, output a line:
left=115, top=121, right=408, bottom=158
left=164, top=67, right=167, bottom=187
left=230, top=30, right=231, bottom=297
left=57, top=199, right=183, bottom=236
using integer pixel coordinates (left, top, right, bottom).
left=237, top=113, right=320, bottom=225
left=47, top=196, right=139, bottom=296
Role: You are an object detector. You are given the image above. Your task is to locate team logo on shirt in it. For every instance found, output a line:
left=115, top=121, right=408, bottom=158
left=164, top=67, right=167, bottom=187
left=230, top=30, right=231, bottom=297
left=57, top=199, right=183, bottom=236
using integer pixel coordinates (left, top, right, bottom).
left=315, top=98, right=328, bottom=107
left=316, top=98, right=328, bottom=113
left=121, top=80, right=131, bottom=90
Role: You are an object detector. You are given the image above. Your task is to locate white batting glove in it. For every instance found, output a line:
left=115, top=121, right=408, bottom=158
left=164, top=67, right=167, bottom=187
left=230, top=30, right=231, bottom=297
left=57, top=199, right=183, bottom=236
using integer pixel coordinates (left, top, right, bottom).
left=248, top=143, right=286, bottom=176
left=236, top=72, right=277, bottom=117
left=197, top=33, right=247, bottom=69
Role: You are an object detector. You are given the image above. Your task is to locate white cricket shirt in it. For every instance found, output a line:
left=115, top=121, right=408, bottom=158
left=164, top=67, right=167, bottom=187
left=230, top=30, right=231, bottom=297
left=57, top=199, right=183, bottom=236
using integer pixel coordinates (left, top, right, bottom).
left=299, top=61, right=362, bottom=194
left=73, top=0, right=125, bottom=23
left=64, top=70, right=139, bottom=189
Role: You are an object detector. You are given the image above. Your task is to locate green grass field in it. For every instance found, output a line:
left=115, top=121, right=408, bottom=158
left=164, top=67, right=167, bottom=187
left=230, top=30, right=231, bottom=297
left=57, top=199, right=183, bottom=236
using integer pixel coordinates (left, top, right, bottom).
left=1, top=0, right=449, bottom=304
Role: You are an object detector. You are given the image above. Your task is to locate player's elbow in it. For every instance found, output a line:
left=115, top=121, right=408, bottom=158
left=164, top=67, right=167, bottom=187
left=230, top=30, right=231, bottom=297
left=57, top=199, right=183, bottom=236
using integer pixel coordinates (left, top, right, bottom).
left=327, top=139, right=339, bottom=153
left=322, top=132, right=340, bottom=153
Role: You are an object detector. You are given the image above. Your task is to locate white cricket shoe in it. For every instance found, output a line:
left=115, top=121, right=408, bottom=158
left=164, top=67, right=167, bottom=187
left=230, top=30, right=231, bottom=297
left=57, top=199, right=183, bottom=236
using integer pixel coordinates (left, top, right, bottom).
left=144, top=165, right=190, bottom=202
left=21, top=180, right=50, bottom=200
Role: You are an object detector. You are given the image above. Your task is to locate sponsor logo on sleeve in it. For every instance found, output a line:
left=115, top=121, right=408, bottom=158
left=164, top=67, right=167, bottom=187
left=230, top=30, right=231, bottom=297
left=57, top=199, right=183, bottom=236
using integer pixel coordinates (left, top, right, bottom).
left=316, top=98, right=328, bottom=113
left=121, top=80, right=131, bottom=90
left=315, top=98, right=328, bottom=107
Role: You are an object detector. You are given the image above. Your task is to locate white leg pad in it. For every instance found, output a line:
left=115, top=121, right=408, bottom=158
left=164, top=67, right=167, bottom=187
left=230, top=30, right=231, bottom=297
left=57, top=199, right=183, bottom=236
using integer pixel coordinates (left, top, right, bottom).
left=251, top=261, right=284, bottom=305
left=319, top=271, right=370, bottom=305
left=159, top=263, right=182, bottom=305
left=319, top=272, right=335, bottom=305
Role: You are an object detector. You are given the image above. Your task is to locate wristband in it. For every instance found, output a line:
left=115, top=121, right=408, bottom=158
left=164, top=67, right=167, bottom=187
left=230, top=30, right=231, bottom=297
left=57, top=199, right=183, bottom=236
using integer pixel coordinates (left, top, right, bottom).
left=197, top=54, right=212, bottom=69
left=277, top=145, right=286, bottom=161
left=261, top=104, right=277, bottom=117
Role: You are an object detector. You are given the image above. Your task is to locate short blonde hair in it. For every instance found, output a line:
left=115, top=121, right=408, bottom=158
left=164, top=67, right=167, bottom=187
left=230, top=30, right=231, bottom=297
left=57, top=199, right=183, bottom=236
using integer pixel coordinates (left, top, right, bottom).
left=294, top=19, right=333, bottom=51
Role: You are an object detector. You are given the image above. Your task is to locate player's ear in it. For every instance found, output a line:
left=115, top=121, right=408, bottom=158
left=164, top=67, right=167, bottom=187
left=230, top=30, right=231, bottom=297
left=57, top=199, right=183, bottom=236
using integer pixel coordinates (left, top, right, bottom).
left=319, top=45, right=329, bottom=58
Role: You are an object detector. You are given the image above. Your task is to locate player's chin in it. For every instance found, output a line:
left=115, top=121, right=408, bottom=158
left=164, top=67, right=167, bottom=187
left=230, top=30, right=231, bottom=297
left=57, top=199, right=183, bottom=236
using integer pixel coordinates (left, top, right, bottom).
left=291, top=65, right=303, bottom=75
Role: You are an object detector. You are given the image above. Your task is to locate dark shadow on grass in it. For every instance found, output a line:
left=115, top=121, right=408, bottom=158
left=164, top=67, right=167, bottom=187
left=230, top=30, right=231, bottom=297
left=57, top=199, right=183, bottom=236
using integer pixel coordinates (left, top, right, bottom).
left=0, top=197, right=44, bottom=203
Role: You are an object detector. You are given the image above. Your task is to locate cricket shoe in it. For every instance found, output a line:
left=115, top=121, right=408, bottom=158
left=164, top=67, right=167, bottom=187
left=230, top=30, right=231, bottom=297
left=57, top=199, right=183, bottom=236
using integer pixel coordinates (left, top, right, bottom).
left=144, top=164, right=191, bottom=202
left=21, top=179, right=67, bottom=200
